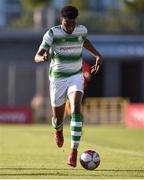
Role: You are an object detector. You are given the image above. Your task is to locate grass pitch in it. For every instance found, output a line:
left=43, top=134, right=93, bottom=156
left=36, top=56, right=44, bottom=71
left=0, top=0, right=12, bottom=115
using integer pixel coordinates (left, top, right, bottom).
left=0, top=124, right=144, bottom=179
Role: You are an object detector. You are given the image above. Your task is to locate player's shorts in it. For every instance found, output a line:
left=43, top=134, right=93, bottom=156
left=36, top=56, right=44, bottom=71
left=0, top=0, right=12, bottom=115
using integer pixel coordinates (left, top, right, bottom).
left=50, top=73, right=84, bottom=107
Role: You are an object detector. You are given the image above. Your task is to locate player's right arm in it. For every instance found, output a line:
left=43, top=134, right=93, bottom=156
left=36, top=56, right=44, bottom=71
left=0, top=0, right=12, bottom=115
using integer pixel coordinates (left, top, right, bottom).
left=34, top=48, right=49, bottom=63
left=34, top=29, right=53, bottom=63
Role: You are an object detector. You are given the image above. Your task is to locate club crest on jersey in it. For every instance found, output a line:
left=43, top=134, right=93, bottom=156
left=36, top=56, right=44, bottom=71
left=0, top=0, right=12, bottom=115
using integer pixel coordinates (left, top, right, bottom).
left=78, top=36, right=83, bottom=42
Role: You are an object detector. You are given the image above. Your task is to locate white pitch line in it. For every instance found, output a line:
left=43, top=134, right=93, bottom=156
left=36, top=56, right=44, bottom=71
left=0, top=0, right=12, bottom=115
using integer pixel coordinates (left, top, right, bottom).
left=65, top=133, right=144, bottom=157
left=103, top=146, right=144, bottom=157
left=83, top=141, right=144, bottom=157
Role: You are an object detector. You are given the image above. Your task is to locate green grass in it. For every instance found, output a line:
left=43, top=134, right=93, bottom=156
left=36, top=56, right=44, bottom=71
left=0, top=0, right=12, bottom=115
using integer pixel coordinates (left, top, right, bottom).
left=0, top=124, right=144, bottom=179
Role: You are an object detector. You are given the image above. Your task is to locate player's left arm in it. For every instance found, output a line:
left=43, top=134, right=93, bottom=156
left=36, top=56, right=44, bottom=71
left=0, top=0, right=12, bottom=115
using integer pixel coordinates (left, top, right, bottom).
left=83, top=38, right=102, bottom=74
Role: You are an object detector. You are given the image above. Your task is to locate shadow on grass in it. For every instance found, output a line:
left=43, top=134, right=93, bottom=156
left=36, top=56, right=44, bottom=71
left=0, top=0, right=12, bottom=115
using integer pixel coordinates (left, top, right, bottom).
left=0, top=167, right=144, bottom=171
left=0, top=168, right=144, bottom=178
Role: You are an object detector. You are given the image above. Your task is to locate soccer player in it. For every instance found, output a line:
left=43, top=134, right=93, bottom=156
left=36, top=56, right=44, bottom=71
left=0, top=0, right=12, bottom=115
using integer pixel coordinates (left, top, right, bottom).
left=34, top=5, right=102, bottom=167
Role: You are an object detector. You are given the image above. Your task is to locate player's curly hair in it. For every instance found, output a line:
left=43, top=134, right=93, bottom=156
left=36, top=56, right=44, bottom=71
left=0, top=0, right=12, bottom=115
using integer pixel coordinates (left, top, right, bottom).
left=60, top=5, right=79, bottom=19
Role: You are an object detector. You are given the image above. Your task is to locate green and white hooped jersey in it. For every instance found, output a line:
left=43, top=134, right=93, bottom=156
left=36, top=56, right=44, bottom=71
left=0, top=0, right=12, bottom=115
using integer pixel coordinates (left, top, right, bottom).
left=40, top=25, right=87, bottom=80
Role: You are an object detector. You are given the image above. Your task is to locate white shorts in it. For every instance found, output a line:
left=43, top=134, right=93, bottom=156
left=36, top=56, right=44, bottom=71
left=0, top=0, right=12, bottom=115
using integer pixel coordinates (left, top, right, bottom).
left=50, top=74, right=84, bottom=107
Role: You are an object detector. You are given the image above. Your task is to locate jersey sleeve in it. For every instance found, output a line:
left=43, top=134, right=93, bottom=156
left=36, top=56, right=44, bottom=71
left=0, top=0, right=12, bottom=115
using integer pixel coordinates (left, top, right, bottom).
left=81, top=25, right=88, bottom=40
left=40, top=29, right=53, bottom=50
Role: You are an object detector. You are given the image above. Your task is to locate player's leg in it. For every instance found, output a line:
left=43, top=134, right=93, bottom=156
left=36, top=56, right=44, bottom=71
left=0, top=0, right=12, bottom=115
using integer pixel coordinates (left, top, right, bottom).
left=67, top=74, right=84, bottom=167
left=50, top=79, right=67, bottom=148
left=52, top=104, right=65, bottom=131
left=52, top=104, right=65, bottom=147
left=67, top=91, right=83, bottom=167
left=68, top=91, right=83, bottom=149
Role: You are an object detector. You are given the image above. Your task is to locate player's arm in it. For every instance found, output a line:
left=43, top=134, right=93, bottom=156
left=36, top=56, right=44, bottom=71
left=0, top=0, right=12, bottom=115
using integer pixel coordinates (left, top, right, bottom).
left=83, top=38, right=102, bottom=74
left=34, top=48, right=49, bottom=63
left=34, top=29, right=53, bottom=63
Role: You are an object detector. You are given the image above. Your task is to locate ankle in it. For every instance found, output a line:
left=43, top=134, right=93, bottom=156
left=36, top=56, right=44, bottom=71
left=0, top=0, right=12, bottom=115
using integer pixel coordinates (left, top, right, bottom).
left=56, top=128, right=63, bottom=132
left=71, top=149, right=77, bottom=152
left=52, top=117, right=63, bottom=131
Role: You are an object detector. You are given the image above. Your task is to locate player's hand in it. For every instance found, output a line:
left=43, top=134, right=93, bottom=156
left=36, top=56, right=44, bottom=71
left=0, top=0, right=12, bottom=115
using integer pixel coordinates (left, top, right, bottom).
left=43, top=52, right=48, bottom=61
left=91, top=57, right=102, bottom=74
left=34, top=48, right=49, bottom=63
left=34, top=52, right=48, bottom=63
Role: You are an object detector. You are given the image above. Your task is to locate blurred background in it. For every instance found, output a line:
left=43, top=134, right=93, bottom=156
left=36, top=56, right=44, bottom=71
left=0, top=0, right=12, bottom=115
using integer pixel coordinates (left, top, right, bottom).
left=0, top=0, right=144, bottom=127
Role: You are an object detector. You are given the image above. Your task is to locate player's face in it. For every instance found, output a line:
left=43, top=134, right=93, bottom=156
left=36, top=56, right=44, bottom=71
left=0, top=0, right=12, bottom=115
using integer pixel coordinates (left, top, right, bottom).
left=61, top=18, right=76, bottom=34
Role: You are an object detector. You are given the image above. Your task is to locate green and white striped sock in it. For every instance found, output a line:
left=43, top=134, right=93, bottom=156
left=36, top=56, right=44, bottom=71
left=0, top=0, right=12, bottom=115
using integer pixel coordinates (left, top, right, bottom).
left=70, top=114, right=83, bottom=149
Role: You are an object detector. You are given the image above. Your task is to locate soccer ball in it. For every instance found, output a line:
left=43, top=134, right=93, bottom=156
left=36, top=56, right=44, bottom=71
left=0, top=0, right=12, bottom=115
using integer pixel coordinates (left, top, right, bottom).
left=80, top=150, right=100, bottom=170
